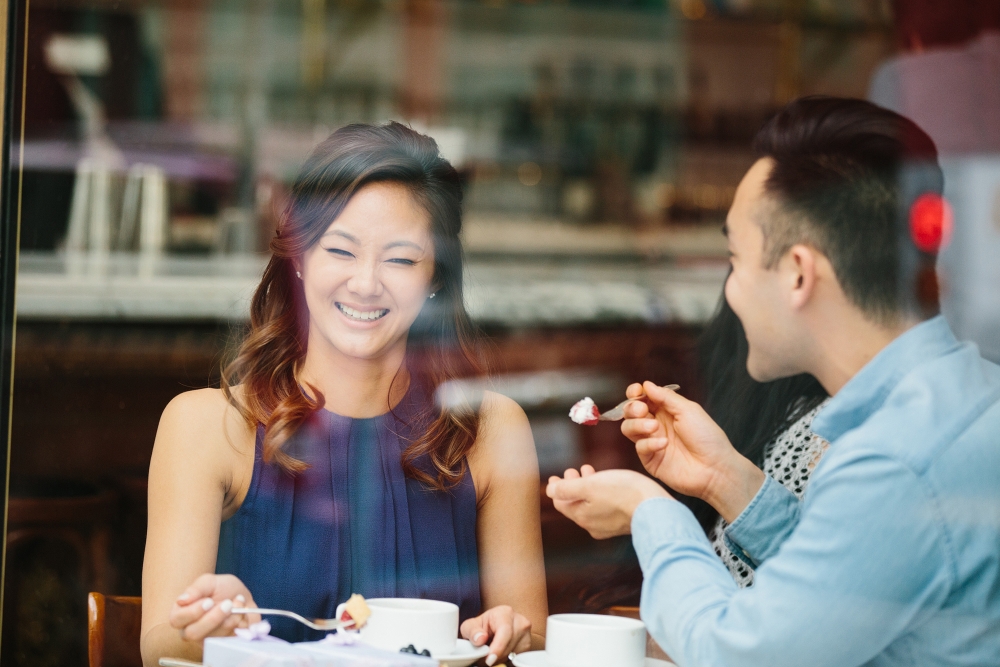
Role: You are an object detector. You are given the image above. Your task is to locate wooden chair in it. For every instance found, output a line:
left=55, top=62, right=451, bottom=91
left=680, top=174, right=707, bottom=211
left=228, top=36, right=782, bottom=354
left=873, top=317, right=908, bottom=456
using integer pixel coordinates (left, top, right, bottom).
left=88, top=593, right=143, bottom=667
left=606, top=605, right=673, bottom=663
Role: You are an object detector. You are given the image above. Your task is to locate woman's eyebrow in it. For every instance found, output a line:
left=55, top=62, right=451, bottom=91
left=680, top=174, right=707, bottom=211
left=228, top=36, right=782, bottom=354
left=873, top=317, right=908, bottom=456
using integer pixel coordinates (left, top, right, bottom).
left=323, top=229, right=359, bottom=243
left=384, top=240, right=424, bottom=251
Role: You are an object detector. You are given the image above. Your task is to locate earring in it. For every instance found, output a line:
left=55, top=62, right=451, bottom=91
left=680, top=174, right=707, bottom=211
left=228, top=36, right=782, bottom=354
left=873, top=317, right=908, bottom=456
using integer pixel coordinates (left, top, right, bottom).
left=296, top=271, right=302, bottom=279
left=429, top=292, right=437, bottom=299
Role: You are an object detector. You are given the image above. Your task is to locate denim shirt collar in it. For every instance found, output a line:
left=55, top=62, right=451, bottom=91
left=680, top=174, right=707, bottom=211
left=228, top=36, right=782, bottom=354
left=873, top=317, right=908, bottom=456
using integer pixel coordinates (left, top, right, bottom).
left=811, top=315, right=960, bottom=443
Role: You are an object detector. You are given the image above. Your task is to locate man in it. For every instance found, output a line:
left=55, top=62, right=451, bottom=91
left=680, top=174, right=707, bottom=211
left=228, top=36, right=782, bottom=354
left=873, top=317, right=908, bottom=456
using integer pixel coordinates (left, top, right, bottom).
left=547, top=97, right=1000, bottom=666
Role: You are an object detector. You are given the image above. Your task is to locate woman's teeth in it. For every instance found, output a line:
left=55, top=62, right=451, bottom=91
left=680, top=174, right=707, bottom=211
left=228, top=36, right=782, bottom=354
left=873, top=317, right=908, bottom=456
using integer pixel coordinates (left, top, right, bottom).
left=337, top=303, right=388, bottom=321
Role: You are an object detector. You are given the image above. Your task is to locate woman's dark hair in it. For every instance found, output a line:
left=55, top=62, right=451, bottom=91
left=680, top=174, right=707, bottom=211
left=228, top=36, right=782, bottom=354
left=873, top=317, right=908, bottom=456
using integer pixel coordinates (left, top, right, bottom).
left=700, top=294, right=828, bottom=471
left=689, top=292, right=828, bottom=531
left=222, top=122, right=487, bottom=490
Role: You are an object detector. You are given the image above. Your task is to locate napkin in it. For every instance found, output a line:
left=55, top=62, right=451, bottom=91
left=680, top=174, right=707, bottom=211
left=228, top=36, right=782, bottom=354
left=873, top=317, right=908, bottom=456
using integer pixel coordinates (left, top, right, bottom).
left=298, top=639, right=438, bottom=667
left=202, top=636, right=325, bottom=667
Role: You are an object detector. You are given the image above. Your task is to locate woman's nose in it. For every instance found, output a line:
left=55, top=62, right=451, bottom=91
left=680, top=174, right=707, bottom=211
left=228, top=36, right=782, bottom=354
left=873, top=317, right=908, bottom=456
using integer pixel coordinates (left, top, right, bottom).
left=346, top=261, right=383, bottom=298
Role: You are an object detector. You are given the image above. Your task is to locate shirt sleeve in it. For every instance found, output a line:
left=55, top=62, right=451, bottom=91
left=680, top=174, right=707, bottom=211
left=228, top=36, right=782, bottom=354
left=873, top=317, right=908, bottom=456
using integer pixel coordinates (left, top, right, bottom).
left=630, top=450, right=953, bottom=667
left=722, top=474, right=801, bottom=568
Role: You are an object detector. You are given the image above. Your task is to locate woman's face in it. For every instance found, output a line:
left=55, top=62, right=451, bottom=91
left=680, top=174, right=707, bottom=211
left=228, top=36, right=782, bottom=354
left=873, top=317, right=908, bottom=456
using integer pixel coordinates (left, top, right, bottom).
left=299, top=181, right=436, bottom=362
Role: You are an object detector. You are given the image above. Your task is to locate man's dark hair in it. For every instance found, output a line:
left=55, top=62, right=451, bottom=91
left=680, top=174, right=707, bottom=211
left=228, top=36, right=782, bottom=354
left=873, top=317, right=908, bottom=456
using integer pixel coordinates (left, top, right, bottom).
left=752, top=96, right=943, bottom=323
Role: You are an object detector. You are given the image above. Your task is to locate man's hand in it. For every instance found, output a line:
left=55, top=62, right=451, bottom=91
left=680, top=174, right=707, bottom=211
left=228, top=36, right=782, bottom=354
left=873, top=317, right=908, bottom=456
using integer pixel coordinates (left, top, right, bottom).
left=621, top=381, right=766, bottom=523
left=545, top=465, right=671, bottom=539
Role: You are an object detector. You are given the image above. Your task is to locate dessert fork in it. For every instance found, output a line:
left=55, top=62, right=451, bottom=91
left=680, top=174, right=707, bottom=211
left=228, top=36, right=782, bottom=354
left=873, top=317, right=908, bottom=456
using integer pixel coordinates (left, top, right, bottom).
left=598, top=384, right=679, bottom=421
left=230, top=607, right=349, bottom=632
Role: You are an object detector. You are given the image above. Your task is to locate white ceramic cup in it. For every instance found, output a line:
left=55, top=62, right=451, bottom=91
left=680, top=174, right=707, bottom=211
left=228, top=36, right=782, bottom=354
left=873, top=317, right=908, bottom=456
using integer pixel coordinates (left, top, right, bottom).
left=335, top=597, right=459, bottom=656
left=544, top=613, right=646, bottom=667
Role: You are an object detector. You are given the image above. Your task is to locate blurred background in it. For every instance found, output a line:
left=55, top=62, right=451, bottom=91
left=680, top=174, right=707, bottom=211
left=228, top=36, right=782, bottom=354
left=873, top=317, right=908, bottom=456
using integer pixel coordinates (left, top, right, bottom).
left=3, top=0, right=999, bottom=665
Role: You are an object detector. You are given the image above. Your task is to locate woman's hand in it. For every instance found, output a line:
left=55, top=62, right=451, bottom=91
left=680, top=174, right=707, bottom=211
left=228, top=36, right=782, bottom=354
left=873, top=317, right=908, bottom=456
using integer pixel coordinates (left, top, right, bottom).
left=169, top=574, right=260, bottom=643
left=621, top=381, right=765, bottom=522
left=461, top=605, right=532, bottom=666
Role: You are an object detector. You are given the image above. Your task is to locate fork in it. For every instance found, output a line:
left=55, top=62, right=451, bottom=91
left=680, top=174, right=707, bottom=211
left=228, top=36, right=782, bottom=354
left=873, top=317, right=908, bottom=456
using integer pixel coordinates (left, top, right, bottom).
left=230, top=607, right=349, bottom=632
left=597, top=384, right=679, bottom=421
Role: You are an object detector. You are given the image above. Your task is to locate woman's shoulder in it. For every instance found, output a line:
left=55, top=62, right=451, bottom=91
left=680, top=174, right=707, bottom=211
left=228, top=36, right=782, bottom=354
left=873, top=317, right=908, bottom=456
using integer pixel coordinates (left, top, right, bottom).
left=156, top=387, right=255, bottom=457
left=468, top=391, right=537, bottom=488
left=161, top=387, right=235, bottom=429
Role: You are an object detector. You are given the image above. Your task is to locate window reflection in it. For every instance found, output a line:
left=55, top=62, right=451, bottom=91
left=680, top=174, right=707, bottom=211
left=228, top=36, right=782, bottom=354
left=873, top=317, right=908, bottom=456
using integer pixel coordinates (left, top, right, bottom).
left=3, top=1, right=998, bottom=666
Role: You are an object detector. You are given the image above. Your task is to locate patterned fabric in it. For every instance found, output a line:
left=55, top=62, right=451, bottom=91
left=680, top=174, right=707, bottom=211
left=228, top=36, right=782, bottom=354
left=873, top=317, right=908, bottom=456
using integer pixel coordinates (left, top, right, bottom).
left=709, top=398, right=831, bottom=587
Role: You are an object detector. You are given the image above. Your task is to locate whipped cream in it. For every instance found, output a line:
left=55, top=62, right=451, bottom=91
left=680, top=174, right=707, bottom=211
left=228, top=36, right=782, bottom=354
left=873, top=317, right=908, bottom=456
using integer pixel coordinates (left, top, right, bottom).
left=569, top=397, right=600, bottom=425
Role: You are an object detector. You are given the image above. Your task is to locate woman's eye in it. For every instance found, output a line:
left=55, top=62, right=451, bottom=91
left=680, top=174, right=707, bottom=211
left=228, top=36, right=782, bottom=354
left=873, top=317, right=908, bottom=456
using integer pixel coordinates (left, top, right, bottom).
left=325, top=248, right=354, bottom=258
left=387, top=258, right=416, bottom=266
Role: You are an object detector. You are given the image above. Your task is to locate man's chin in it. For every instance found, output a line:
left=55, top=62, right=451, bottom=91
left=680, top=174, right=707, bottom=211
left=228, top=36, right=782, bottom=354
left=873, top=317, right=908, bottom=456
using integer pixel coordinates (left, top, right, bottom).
left=746, top=357, right=794, bottom=383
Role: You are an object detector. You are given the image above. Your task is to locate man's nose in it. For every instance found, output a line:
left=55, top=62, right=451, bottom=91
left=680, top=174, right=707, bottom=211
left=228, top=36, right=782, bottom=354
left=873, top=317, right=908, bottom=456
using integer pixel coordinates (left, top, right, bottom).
left=346, top=260, right=383, bottom=298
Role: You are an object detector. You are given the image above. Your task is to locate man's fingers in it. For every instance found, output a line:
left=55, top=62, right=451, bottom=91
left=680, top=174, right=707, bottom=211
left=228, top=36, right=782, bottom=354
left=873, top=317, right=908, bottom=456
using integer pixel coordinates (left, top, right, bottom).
left=636, top=437, right=669, bottom=455
left=563, top=468, right=581, bottom=479
left=548, top=476, right=587, bottom=501
left=626, top=382, right=644, bottom=399
left=581, top=464, right=596, bottom=476
left=621, top=418, right=660, bottom=444
left=643, top=381, right=685, bottom=410
left=623, top=400, right=650, bottom=419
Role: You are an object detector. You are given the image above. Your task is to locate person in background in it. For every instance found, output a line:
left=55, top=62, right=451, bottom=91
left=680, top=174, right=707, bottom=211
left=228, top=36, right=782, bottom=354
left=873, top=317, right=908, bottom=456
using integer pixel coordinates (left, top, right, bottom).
left=548, top=97, right=1000, bottom=666
left=696, top=298, right=828, bottom=586
left=141, top=123, right=547, bottom=667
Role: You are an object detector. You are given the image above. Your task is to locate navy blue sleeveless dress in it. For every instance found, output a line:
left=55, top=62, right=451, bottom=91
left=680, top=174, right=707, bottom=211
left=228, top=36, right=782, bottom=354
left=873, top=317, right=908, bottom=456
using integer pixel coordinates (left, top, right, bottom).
left=216, top=384, right=481, bottom=642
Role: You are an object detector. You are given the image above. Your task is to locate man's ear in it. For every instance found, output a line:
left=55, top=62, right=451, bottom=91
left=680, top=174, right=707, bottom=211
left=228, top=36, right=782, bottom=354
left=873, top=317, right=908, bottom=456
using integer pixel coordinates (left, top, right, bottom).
left=787, top=243, right=818, bottom=311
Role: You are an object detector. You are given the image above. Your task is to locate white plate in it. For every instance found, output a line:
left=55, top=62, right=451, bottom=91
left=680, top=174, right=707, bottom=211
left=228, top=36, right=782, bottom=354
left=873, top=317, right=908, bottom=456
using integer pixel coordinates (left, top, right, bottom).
left=433, top=639, right=490, bottom=667
left=511, top=651, right=675, bottom=667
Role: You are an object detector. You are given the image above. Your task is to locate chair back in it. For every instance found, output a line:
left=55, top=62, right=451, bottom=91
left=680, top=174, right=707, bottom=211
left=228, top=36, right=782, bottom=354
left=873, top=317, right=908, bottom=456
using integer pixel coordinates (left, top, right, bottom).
left=88, top=593, right=143, bottom=667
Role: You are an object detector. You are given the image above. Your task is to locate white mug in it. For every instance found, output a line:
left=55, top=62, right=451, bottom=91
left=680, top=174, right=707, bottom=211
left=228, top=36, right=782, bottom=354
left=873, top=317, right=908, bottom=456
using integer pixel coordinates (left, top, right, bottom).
left=544, top=613, right=646, bottom=667
left=335, top=597, right=459, bottom=656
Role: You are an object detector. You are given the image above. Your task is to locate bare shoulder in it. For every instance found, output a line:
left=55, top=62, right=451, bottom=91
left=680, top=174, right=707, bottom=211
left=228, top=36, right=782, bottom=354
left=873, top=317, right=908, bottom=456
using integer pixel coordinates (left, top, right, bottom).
left=155, top=387, right=254, bottom=463
left=469, top=391, right=538, bottom=496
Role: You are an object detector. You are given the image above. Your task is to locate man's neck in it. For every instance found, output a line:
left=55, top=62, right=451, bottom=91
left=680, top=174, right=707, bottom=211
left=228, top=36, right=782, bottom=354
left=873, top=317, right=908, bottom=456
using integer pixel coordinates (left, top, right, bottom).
left=806, top=308, right=919, bottom=396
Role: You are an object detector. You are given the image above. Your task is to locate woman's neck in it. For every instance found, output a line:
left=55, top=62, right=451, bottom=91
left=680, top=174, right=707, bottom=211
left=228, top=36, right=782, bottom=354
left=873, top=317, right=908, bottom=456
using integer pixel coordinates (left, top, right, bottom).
left=297, top=340, right=410, bottom=419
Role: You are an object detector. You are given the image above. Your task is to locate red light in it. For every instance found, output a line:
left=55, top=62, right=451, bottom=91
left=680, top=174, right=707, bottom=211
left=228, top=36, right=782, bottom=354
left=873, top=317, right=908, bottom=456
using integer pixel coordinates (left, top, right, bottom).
left=909, top=193, right=953, bottom=253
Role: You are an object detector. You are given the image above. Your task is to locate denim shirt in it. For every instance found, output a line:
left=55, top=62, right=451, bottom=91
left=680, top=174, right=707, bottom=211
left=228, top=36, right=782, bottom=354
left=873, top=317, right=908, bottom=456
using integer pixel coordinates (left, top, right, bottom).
left=632, top=316, right=1000, bottom=667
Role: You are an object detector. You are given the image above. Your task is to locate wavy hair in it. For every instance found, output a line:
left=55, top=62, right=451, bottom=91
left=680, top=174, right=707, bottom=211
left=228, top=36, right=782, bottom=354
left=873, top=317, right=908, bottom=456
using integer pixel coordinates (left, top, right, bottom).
left=222, top=122, right=487, bottom=490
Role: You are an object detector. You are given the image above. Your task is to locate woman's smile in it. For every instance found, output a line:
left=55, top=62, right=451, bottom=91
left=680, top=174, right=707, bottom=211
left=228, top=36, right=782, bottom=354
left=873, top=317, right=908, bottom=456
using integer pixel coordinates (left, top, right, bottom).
left=335, top=302, right=389, bottom=323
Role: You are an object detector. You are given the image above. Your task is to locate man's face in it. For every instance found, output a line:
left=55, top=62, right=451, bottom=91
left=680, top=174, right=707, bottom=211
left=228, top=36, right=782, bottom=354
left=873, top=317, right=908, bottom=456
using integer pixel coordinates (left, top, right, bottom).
left=724, top=158, right=803, bottom=382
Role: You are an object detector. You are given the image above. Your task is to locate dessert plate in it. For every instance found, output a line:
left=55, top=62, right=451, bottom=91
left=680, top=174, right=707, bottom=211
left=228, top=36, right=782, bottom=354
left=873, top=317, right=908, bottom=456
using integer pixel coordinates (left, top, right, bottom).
left=511, top=652, right=675, bottom=667
left=433, top=639, right=490, bottom=667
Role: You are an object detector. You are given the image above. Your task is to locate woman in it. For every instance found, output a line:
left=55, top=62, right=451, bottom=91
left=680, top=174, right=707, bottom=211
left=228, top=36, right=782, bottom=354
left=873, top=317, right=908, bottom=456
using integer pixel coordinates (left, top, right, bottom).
left=140, top=123, right=547, bottom=667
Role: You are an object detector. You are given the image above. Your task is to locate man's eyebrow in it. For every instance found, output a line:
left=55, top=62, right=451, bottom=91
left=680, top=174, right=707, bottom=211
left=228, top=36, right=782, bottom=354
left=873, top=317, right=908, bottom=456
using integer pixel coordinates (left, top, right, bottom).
left=323, top=230, right=359, bottom=243
left=384, top=240, right=424, bottom=251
